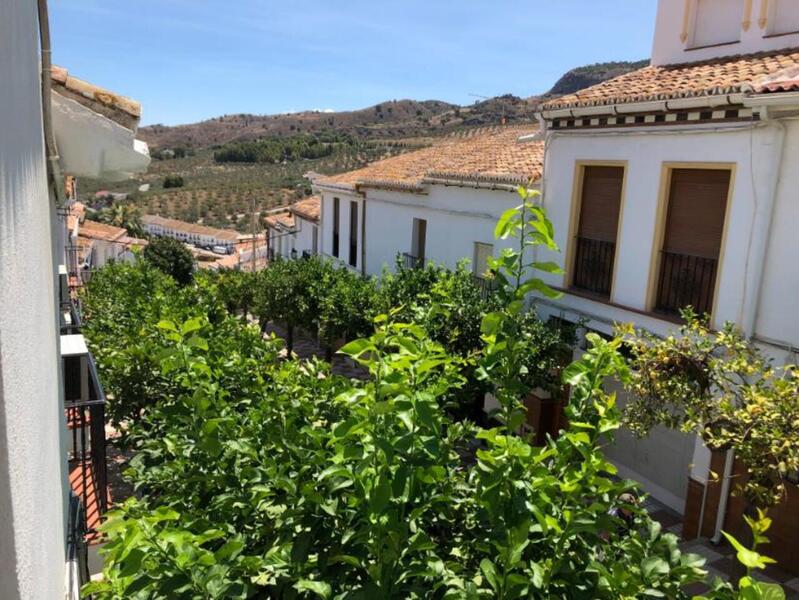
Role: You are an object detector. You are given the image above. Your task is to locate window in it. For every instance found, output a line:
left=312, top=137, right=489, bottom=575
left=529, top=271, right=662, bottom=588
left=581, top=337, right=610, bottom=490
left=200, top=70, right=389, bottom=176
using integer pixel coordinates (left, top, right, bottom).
left=473, top=242, right=493, bottom=277
left=349, top=201, right=358, bottom=267
left=769, top=0, right=799, bottom=36
left=690, top=0, right=743, bottom=47
left=312, top=225, right=318, bottom=255
left=332, top=197, right=340, bottom=258
left=654, top=168, right=731, bottom=317
left=410, top=218, right=427, bottom=268
left=570, top=166, right=624, bottom=298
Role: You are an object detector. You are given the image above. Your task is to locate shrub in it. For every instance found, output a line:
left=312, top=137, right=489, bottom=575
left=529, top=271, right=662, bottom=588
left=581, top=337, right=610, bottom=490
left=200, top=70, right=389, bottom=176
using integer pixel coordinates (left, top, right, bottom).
left=143, top=236, right=195, bottom=286
left=163, top=175, right=185, bottom=188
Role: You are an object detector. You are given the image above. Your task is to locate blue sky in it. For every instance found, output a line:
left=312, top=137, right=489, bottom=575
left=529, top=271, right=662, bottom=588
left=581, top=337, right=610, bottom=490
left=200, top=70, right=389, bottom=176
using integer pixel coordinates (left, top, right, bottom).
left=50, top=0, right=657, bottom=126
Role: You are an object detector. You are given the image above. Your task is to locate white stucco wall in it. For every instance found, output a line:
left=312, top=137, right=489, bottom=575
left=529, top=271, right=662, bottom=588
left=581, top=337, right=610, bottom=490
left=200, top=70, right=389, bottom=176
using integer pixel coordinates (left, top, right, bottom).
left=319, top=192, right=364, bottom=272
left=536, top=119, right=793, bottom=509
left=652, top=0, right=799, bottom=66
left=0, top=0, right=69, bottom=598
left=539, top=122, right=785, bottom=336
left=319, top=185, right=525, bottom=278
left=754, top=119, right=799, bottom=360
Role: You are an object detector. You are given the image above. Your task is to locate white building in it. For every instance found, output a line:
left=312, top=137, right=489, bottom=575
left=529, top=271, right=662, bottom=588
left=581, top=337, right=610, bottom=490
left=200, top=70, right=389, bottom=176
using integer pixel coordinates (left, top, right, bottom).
left=533, top=0, right=799, bottom=549
left=141, top=214, right=239, bottom=252
left=265, top=195, right=321, bottom=260
left=0, top=1, right=148, bottom=596
left=312, top=126, right=543, bottom=277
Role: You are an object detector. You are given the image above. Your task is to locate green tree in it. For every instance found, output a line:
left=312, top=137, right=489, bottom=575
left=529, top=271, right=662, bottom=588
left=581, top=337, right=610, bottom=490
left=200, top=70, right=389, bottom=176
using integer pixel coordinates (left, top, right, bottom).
left=97, top=201, right=143, bottom=237
left=163, top=175, right=185, bottom=188
left=619, top=314, right=799, bottom=508
left=144, top=236, right=195, bottom=286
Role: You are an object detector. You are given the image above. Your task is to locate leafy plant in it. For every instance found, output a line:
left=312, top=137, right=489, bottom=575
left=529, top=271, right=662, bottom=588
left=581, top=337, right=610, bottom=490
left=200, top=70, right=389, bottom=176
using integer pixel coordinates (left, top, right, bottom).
left=618, top=313, right=799, bottom=507
left=695, top=510, right=785, bottom=600
left=144, top=236, right=195, bottom=286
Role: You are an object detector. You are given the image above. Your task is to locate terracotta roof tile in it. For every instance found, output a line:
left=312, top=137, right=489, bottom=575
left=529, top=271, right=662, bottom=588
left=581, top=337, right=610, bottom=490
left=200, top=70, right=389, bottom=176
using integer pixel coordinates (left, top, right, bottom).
left=265, top=211, right=295, bottom=229
left=291, top=196, right=321, bottom=222
left=79, top=219, right=127, bottom=242
left=542, top=47, right=799, bottom=111
left=51, top=65, right=141, bottom=130
left=316, top=125, right=542, bottom=191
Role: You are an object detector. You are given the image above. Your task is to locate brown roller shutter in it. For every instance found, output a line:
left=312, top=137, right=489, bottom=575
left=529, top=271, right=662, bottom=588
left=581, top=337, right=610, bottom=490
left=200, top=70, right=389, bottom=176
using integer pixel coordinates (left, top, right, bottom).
left=577, top=166, right=624, bottom=242
left=655, top=168, right=731, bottom=316
left=571, top=166, right=624, bottom=297
left=663, top=169, right=730, bottom=258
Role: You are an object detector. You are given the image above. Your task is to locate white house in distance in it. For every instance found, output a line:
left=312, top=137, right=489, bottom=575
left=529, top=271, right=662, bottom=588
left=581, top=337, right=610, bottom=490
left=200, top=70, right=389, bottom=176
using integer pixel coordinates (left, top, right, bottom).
left=311, top=126, right=543, bottom=277
left=141, top=214, right=239, bottom=253
left=265, top=195, right=321, bottom=260
left=532, top=0, right=799, bottom=566
left=0, top=0, right=149, bottom=595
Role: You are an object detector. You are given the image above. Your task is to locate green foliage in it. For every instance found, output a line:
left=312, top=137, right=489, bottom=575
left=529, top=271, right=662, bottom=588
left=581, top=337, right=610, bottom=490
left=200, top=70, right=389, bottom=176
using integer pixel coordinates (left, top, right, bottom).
left=97, top=201, right=143, bottom=237
left=213, top=134, right=355, bottom=164
left=163, top=174, right=185, bottom=188
left=479, top=187, right=565, bottom=431
left=618, top=314, right=799, bottom=506
left=695, top=510, right=785, bottom=600
left=82, top=187, right=710, bottom=598
left=144, top=236, right=195, bottom=286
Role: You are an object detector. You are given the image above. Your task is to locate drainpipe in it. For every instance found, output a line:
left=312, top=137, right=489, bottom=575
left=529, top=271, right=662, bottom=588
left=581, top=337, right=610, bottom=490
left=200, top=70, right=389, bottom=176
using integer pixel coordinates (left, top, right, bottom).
left=37, top=0, right=63, bottom=204
left=360, top=195, right=366, bottom=277
left=738, top=114, right=787, bottom=338
left=712, top=449, right=735, bottom=543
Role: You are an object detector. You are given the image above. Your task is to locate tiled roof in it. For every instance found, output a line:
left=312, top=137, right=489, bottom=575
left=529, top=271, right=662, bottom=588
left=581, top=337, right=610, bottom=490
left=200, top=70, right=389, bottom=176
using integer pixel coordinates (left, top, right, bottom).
left=79, top=219, right=128, bottom=242
left=542, top=48, right=799, bottom=111
left=141, top=214, right=240, bottom=242
left=265, top=211, right=295, bottom=229
left=51, top=66, right=141, bottom=130
left=291, top=196, right=321, bottom=222
left=316, top=125, right=542, bottom=191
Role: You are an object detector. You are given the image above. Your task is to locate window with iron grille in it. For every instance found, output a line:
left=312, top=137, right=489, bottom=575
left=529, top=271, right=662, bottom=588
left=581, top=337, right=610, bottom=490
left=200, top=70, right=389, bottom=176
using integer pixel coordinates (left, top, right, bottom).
left=654, top=168, right=730, bottom=318
left=570, top=166, right=624, bottom=299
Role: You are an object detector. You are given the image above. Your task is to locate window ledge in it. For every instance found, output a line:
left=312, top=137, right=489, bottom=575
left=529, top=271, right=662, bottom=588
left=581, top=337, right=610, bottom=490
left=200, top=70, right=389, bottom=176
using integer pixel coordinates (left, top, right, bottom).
left=763, top=30, right=799, bottom=39
left=684, top=40, right=741, bottom=52
left=552, top=286, right=684, bottom=325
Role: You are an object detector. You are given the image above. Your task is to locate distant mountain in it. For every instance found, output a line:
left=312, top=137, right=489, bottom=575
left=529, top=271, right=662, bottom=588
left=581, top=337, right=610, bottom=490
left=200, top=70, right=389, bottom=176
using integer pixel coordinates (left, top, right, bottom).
left=140, top=100, right=458, bottom=149
left=139, top=59, right=649, bottom=150
left=546, top=60, right=650, bottom=96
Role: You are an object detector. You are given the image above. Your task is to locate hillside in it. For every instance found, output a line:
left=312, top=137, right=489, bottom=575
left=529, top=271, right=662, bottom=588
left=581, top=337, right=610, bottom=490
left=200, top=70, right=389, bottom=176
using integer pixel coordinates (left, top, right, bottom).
left=139, top=59, right=647, bottom=150
left=546, top=60, right=650, bottom=96
left=140, top=100, right=457, bottom=149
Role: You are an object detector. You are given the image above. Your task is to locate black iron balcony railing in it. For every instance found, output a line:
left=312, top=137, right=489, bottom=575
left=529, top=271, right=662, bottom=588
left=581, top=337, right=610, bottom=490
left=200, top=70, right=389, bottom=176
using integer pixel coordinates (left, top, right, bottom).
left=571, top=236, right=616, bottom=298
left=65, top=492, right=89, bottom=598
left=472, top=274, right=500, bottom=300
left=60, top=299, right=83, bottom=335
left=655, top=251, right=718, bottom=317
left=402, top=252, right=423, bottom=270
left=64, top=351, right=109, bottom=538
left=302, top=250, right=312, bottom=260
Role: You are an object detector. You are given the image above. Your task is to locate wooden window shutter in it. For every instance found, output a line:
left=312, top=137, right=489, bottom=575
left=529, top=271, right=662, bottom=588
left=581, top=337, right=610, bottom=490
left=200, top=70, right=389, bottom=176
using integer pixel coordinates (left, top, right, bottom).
left=577, top=166, right=624, bottom=242
left=571, top=166, right=624, bottom=297
left=663, top=169, right=730, bottom=259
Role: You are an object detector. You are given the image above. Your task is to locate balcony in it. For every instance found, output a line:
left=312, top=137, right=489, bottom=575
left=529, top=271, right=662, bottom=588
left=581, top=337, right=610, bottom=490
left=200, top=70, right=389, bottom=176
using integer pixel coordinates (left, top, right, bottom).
left=571, top=236, right=616, bottom=298
left=402, top=252, right=423, bottom=270
left=655, top=251, right=718, bottom=317
left=472, top=274, right=500, bottom=300
left=61, top=334, right=109, bottom=544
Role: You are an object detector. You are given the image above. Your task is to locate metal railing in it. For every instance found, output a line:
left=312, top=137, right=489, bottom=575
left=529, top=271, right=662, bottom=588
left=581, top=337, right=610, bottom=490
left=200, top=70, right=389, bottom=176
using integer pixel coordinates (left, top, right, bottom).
left=472, top=274, right=500, bottom=300
left=402, top=252, right=423, bottom=270
left=65, top=492, right=89, bottom=599
left=64, top=352, right=109, bottom=537
left=571, top=236, right=616, bottom=298
left=655, top=251, right=718, bottom=316
left=302, top=250, right=312, bottom=260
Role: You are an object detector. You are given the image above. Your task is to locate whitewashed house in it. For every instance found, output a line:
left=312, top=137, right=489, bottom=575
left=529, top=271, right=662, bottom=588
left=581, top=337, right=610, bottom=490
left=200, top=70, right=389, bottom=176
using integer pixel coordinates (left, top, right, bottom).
left=265, top=195, right=321, bottom=260
left=0, top=0, right=149, bottom=596
left=532, top=0, right=799, bottom=559
left=311, top=126, right=543, bottom=277
left=141, top=214, right=239, bottom=252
